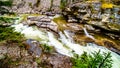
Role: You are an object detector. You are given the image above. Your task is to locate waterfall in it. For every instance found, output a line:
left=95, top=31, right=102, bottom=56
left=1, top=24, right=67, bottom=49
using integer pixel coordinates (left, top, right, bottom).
left=64, top=30, right=74, bottom=43
left=48, top=32, right=73, bottom=57
left=12, top=16, right=120, bottom=68
left=11, top=23, right=48, bottom=44
left=59, top=30, right=120, bottom=68
left=83, top=28, right=95, bottom=40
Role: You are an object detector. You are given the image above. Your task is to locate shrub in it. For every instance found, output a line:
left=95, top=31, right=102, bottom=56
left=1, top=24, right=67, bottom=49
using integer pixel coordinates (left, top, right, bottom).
left=0, top=27, right=24, bottom=42
left=0, top=0, right=13, bottom=15
left=71, top=51, right=113, bottom=68
left=41, top=44, right=55, bottom=53
left=0, top=17, right=18, bottom=23
left=0, top=0, right=12, bottom=6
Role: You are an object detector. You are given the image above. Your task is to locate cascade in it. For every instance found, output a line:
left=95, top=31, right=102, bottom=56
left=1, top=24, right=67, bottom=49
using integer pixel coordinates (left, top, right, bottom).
left=83, top=27, right=95, bottom=40
left=11, top=16, right=120, bottom=68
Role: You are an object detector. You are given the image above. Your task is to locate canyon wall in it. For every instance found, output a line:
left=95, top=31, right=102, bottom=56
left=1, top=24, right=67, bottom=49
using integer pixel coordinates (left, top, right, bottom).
left=11, top=0, right=82, bottom=14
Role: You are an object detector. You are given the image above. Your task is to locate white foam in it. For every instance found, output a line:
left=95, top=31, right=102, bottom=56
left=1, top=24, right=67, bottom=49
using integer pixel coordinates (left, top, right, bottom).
left=12, top=17, right=120, bottom=68
left=83, top=28, right=95, bottom=40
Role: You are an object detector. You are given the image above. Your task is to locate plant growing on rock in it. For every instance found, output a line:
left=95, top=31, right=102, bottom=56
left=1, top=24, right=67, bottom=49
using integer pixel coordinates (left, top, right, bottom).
left=60, top=0, right=68, bottom=10
left=0, top=0, right=13, bottom=15
left=41, top=44, right=55, bottom=53
left=71, top=51, right=113, bottom=68
left=0, top=27, right=24, bottom=43
left=0, top=17, right=18, bottom=23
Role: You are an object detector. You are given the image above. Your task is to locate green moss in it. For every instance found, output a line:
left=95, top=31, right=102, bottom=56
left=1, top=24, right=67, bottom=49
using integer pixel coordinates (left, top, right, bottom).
left=108, top=23, right=120, bottom=29
left=35, top=58, right=41, bottom=64
left=53, top=16, right=67, bottom=31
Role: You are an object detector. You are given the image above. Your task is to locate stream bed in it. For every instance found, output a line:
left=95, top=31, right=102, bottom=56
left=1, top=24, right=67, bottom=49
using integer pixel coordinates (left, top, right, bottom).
left=10, top=14, right=120, bottom=68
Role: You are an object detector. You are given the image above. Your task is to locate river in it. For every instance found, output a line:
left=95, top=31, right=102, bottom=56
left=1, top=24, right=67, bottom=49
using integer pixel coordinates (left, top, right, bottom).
left=11, top=14, right=120, bottom=68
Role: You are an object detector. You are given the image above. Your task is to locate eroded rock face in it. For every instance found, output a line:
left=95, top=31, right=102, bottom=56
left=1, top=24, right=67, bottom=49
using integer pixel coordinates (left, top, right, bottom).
left=26, top=16, right=59, bottom=33
left=11, top=0, right=61, bottom=14
left=11, top=0, right=86, bottom=14
left=62, top=1, right=120, bottom=24
left=0, top=41, right=72, bottom=68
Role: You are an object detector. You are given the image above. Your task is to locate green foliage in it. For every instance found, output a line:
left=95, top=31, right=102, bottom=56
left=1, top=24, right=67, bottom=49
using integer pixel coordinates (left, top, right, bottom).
left=0, top=17, right=18, bottom=23
left=0, top=27, right=24, bottom=42
left=53, top=16, right=67, bottom=31
left=35, top=58, right=41, bottom=64
left=0, top=0, right=13, bottom=14
left=0, top=0, right=12, bottom=6
left=60, top=0, right=67, bottom=10
left=41, top=44, right=55, bottom=53
left=71, top=51, right=113, bottom=68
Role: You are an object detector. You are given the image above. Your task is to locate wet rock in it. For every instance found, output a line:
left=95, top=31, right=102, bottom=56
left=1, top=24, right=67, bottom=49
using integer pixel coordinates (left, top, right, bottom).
left=102, top=14, right=110, bottom=22
left=91, top=12, right=102, bottom=20
left=66, top=23, right=83, bottom=31
left=62, top=1, right=102, bottom=23
left=61, top=1, right=119, bottom=24
left=26, top=20, right=37, bottom=26
left=25, top=39, right=42, bottom=57
left=27, top=16, right=42, bottom=21
left=43, top=12, right=56, bottom=16
left=36, top=21, right=58, bottom=33
left=27, top=16, right=52, bottom=22
left=41, top=53, right=72, bottom=68
left=82, top=13, right=90, bottom=20
left=103, top=40, right=120, bottom=55
left=91, top=2, right=101, bottom=11
left=67, top=18, right=78, bottom=23
left=0, top=41, right=72, bottom=68
left=88, top=21, right=120, bottom=34
left=110, top=47, right=120, bottom=55
left=27, top=16, right=58, bottom=33
left=73, top=34, right=94, bottom=45
left=84, top=24, right=95, bottom=31
left=40, top=18, right=51, bottom=22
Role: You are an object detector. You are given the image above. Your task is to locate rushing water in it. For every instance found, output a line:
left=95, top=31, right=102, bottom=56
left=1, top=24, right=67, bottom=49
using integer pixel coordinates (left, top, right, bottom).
left=83, top=27, right=95, bottom=40
left=11, top=16, right=120, bottom=68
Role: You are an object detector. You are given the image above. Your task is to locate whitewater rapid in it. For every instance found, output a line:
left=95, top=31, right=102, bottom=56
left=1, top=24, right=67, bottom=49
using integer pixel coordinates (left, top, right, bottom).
left=11, top=17, right=120, bottom=68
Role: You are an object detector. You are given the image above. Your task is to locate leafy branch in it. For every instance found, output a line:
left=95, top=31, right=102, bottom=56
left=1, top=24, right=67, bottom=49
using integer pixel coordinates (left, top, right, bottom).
left=71, top=50, right=113, bottom=68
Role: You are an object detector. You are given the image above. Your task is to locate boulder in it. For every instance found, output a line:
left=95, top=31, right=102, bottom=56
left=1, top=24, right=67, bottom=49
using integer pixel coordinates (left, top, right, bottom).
left=41, top=54, right=72, bottom=68
left=25, top=39, right=42, bottom=57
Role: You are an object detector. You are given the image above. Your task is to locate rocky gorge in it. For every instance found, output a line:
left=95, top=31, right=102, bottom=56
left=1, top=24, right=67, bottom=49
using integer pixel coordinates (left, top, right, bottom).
left=0, top=0, right=120, bottom=68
